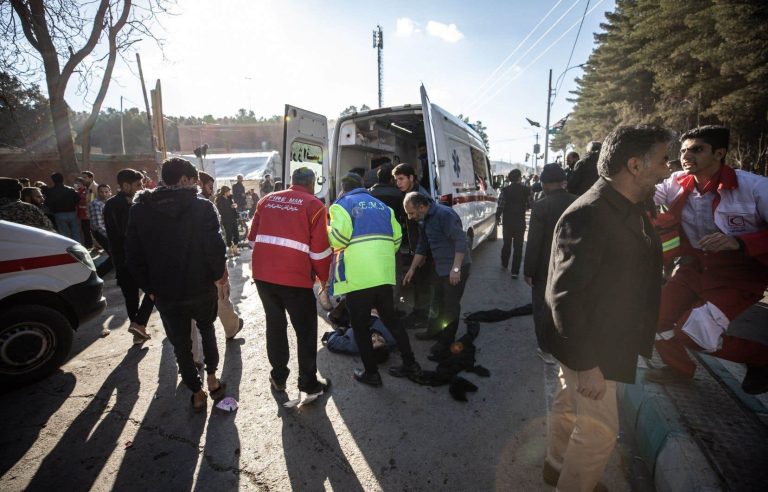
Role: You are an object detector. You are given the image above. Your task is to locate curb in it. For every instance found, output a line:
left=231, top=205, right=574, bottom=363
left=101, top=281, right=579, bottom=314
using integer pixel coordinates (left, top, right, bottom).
left=618, top=367, right=723, bottom=491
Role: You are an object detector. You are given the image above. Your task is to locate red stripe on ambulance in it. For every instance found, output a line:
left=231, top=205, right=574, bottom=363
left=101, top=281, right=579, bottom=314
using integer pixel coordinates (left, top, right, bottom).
left=0, top=253, right=78, bottom=274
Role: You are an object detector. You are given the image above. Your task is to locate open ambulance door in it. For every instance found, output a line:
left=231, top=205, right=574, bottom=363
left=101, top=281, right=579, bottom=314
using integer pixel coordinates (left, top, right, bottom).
left=282, top=104, right=329, bottom=200
left=420, top=84, right=441, bottom=200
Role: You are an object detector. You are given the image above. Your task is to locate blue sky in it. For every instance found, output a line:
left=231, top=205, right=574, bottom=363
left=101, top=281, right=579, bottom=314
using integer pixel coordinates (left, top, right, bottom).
left=64, top=0, right=615, bottom=163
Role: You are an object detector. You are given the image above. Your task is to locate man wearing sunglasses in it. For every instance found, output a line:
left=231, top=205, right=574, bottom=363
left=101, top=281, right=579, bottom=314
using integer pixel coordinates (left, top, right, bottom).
left=649, top=125, right=768, bottom=394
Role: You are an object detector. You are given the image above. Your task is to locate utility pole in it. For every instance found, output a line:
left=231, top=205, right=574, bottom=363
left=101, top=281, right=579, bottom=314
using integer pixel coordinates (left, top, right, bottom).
left=120, top=96, right=126, bottom=154
left=534, top=133, right=540, bottom=175
left=544, top=68, right=552, bottom=166
left=136, top=53, right=155, bottom=157
left=372, top=25, right=383, bottom=108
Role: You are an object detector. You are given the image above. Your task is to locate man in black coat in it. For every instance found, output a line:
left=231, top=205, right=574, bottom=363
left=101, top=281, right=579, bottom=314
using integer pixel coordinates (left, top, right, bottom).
left=495, top=169, right=530, bottom=278
left=523, top=164, right=576, bottom=365
left=126, top=157, right=227, bottom=411
left=543, top=125, right=672, bottom=491
left=104, top=168, right=155, bottom=343
left=567, top=141, right=602, bottom=196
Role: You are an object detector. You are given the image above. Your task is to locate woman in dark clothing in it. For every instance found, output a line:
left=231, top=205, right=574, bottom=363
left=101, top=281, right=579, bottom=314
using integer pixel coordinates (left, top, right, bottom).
left=215, top=186, right=240, bottom=256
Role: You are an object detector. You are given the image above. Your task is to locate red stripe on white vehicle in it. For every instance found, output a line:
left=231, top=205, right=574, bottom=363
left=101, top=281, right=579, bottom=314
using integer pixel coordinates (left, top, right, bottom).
left=0, top=253, right=78, bottom=274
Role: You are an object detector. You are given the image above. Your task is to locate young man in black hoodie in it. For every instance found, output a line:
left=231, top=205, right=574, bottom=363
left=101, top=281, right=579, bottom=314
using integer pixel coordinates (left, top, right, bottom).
left=104, top=169, right=155, bottom=343
left=126, top=158, right=227, bottom=411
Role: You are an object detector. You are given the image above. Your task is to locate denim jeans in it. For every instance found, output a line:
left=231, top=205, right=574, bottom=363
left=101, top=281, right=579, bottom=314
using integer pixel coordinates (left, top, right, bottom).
left=156, top=292, right=219, bottom=393
left=54, top=211, right=82, bottom=243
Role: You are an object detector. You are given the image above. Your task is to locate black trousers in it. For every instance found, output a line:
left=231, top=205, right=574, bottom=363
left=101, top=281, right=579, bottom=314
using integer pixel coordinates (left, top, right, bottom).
left=501, top=222, right=525, bottom=274
left=255, top=280, right=320, bottom=392
left=430, top=265, right=471, bottom=346
left=346, top=284, right=415, bottom=375
left=411, top=260, right=437, bottom=319
left=116, top=267, right=154, bottom=326
left=81, top=219, right=93, bottom=248
left=155, top=292, right=219, bottom=393
left=222, top=222, right=239, bottom=247
left=531, top=279, right=552, bottom=353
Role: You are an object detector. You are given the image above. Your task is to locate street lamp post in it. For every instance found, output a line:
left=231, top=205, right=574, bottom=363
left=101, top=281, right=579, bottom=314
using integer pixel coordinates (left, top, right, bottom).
left=546, top=63, right=586, bottom=166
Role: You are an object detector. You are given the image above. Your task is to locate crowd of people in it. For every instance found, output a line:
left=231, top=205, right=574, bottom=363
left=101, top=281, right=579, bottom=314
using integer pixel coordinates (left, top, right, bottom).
left=1, top=123, right=766, bottom=491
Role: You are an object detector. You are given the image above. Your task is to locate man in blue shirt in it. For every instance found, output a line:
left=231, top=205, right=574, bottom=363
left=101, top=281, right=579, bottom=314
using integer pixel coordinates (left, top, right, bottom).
left=403, top=192, right=471, bottom=356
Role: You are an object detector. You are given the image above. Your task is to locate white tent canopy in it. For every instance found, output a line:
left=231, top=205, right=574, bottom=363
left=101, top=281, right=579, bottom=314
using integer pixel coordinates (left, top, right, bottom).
left=180, top=151, right=281, bottom=180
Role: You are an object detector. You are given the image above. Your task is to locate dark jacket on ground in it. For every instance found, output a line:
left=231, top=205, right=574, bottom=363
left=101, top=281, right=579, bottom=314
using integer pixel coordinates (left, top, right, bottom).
left=524, top=188, right=577, bottom=282
left=103, top=191, right=134, bottom=269
left=369, top=183, right=405, bottom=226
left=567, top=151, right=600, bottom=196
left=43, top=184, right=79, bottom=214
left=546, top=178, right=662, bottom=383
left=496, top=182, right=530, bottom=229
left=125, top=186, right=226, bottom=302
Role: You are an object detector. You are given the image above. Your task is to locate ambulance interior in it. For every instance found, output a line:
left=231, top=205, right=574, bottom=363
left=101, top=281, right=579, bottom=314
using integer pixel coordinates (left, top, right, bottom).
left=334, top=111, right=432, bottom=193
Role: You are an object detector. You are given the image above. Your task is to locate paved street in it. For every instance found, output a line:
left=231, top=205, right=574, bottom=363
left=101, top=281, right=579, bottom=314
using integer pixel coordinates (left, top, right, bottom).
left=0, top=233, right=631, bottom=491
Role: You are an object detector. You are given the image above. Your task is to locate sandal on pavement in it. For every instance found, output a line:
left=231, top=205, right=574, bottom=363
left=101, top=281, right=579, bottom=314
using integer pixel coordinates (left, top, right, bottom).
left=191, top=391, right=208, bottom=413
left=208, top=380, right=227, bottom=401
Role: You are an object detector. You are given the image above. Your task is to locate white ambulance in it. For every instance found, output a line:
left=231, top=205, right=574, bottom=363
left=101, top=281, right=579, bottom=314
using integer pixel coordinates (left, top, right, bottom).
left=281, top=85, right=499, bottom=248
left=0, top=221, right=106, bottom=387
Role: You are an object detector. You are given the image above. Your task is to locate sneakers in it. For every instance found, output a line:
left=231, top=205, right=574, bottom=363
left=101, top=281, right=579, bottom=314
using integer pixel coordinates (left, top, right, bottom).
left=388, top=361, right=422, bottom=378
left=269, top=374, right=286, bottom=392
left=128, top=322, right=151, bottom=341
left=511, top=274, right=519, bottom=279
left=304, top=379, right=331, bottom=398
left=644, top=366, right=693, bottom=385
left=536, top=348, right=557, bottom=365
left=353, top=369, right=383, bottom=387
left=542, top=460, right=608, bottom=491
left=742, top=366, right=768, bottom=395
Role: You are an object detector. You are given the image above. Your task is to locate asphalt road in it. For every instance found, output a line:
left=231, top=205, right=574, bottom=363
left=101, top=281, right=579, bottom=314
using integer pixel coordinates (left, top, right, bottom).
left=0, top=232, right=632, bottom=491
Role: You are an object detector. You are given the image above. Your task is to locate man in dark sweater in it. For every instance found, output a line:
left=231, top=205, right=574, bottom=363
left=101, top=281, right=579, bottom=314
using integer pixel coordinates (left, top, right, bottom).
left=523, top=164, right=576, bottom=365
left=567, top=141, right=602, bottom=196
left=126, top=158, right=227, bottom=411
left=44, top=172, right=81, bottom=242
left=496, top=169, right=530, bottom=278
left=104, top=169, right=155, bottom=343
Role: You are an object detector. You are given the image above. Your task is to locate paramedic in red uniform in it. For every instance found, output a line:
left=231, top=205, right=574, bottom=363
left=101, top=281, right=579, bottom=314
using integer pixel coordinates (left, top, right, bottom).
left=247, top=167, right=332, bottom=399
left=647, top=125, right=768, bottom=394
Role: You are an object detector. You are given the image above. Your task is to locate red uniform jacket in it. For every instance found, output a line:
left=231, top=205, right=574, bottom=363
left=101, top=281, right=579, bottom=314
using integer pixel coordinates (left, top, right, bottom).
left=248, top=185, right=331, bottom=288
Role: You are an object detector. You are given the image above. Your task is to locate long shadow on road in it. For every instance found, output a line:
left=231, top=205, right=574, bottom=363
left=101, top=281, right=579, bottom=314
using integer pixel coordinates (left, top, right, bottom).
left=24, top=346, right=147, bottom=491
left=0, top=371, right=76, bottom=478
left=111, top=338, right=205, bottom=491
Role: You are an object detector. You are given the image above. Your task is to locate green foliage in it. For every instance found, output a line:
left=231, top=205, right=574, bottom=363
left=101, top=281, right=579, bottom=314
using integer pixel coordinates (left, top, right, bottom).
left=340, top=104, right=372, bottom=117
left=561, top=0, right=768, bottom=174
left=0, top=72, right=53, bottom=150
left=457, top=114, right=490, bottom=152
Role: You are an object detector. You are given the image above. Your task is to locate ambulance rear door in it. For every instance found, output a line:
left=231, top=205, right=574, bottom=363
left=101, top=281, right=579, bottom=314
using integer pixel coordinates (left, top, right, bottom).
left=420, top=84, right=441, bottom=199
left=282, top=105, right=329, bottom=199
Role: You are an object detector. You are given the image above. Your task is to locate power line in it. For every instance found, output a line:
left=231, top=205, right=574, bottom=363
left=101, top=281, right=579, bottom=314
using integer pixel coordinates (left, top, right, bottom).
left=464, top=0, right=584, bottom=112
left=472, top=0, right=605, bottom=111
left=553, top=0, right=591, bottom=104
left=465, top=0, right=564, bottom=107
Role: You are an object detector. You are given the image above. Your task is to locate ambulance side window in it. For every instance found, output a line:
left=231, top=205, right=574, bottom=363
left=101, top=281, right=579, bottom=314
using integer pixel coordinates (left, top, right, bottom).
left=471, top=147, right=489, bottom=192
left=289, top=141, right=326, bottom=187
